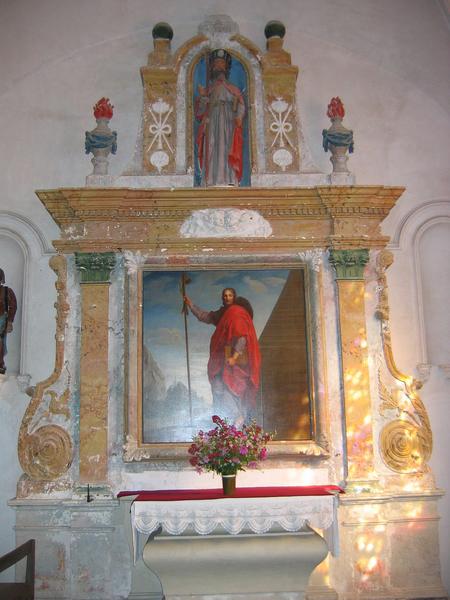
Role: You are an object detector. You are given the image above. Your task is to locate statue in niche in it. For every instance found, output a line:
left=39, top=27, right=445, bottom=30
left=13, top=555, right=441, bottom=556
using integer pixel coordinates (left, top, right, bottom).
left=0, top=268, right=17, bottom=374
left=194, top=49, right=250, bottom=187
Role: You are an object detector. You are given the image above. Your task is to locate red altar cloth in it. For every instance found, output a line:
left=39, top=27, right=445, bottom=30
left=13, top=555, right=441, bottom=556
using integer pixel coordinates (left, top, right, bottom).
left=117, top=485, right=343, bottom=502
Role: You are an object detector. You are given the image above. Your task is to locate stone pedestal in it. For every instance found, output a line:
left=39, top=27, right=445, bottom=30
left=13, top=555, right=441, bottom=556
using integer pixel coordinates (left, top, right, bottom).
left=120, top=493, right=334, bottom=600
left=9, top=498, right=130, bottom=600
left=144, top=528, right=328, bottom=599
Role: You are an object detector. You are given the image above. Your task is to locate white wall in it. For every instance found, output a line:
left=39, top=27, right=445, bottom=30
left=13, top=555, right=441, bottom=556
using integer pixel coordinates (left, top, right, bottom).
left=0, top=0, right=449, bottom=589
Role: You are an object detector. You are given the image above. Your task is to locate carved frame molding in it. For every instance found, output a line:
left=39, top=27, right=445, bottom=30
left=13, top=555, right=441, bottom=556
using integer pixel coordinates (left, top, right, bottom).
left=123, top=253, right=329, bottom=464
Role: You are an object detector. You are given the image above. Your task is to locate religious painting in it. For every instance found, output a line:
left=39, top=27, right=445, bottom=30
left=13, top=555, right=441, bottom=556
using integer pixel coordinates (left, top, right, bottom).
left=193, top=50, right=251, bottom=187
left=141, top=267, right=312, bottom=444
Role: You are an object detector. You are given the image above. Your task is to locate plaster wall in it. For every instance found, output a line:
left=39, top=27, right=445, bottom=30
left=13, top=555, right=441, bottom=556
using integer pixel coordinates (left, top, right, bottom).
left=0, top=0, right=449, bottom=593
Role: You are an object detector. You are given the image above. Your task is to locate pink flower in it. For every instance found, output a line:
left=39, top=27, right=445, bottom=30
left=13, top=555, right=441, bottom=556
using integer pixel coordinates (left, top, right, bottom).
left=188, top=416, right=273, bottom=476
left=188, top=444, right=198, bottom=455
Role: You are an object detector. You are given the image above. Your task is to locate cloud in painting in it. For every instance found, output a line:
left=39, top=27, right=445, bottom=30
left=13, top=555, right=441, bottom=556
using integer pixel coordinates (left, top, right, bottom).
left=260, top=275, right=287, bottom=288
left=148, top=327, right=183, bottom=346
left=242, top=275, right=267, bottom=295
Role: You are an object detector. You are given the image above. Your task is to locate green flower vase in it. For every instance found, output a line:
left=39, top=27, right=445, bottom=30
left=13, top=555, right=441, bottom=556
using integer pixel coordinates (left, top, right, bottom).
left=221, top=473, right=237, bottom=495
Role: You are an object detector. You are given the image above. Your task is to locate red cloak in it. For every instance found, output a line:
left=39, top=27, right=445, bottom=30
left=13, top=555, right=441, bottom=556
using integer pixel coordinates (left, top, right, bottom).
left=207, top=304, right=260, bottom=408
left=195, top=80, right=244, bottom=183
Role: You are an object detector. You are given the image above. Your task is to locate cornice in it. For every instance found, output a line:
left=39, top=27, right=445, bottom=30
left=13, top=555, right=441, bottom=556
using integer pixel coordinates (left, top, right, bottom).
left=36, top=185, right=404, bottom=254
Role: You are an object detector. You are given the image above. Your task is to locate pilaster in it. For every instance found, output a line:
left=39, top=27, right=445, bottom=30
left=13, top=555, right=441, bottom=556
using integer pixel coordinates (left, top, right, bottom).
left=329, top=249, right=377, bottom=491
left=75, top=252, right=115, bottom=485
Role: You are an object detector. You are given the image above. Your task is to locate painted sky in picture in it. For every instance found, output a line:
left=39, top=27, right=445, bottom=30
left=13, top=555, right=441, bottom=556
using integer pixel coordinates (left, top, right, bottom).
left=142, top=269, right=289, bottom=407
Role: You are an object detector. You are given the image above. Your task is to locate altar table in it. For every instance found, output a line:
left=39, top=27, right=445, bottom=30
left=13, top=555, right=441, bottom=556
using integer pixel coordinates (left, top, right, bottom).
left=119, top=485, right=343, bottom=600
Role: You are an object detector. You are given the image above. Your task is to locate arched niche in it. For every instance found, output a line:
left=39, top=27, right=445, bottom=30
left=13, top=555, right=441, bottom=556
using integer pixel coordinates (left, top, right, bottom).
left=190, top=49, right=252, bottom=186
left=0, top=234, right=25, bottom=376
left=392, top=199, right=450, bottom=376
left=172, top=20, right=265, bottom=180
left=139, top=15, right=302, bottom=183
left=418, top=220, right=450, bottom=368
left=0, top=211, right=53, bottom=385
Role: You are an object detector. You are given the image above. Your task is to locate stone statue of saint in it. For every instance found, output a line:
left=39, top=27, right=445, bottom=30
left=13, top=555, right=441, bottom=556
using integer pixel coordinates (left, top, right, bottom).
left=195, top=49, right=246, bottom=187
left=0, top=268, right=17, bottom=374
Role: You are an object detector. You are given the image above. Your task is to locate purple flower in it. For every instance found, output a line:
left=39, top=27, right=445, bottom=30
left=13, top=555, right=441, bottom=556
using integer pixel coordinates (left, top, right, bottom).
left=239, top=446, right=248, bottom=455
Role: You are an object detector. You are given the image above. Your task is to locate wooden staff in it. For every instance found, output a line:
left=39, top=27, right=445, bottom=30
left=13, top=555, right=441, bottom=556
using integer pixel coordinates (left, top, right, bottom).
left=180, top=272, right=193, bottom=424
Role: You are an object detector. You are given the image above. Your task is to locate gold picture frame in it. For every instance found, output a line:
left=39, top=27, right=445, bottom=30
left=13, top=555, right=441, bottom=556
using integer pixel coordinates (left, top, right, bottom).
left=124, top=259, right=329, bottom=464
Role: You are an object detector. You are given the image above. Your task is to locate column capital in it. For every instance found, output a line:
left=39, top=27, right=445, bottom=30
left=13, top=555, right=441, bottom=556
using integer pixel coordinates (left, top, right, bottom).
left=329, top=248, right=369, bottom=280
left=75, top=252, right=116, bottom=283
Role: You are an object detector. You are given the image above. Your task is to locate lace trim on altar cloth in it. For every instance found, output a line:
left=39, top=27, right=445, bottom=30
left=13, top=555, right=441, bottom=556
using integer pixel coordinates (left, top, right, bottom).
left=132, top=495, right=335, bottom=535
left=129, top=495, right=339, bottom=560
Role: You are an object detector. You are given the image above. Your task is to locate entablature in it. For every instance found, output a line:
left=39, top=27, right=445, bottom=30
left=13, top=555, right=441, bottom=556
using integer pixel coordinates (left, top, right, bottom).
left=36, top=185, right=404, bottom=254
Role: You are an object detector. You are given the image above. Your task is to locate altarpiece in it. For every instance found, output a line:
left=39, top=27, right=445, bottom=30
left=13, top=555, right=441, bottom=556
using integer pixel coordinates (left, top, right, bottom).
left=11, top=14, right=445, bottom=600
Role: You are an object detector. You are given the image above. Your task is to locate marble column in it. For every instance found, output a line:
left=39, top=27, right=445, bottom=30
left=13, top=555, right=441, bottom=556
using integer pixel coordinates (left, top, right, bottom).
left=329, top=249, right=377, bottom=491
left=75, top=252, right=116, bottom=485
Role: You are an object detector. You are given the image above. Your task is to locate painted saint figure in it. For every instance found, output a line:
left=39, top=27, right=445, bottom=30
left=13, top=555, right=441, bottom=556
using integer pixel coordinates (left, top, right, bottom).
left=184, top=288, right=260, bottom=426
left=0, top=269, right=17, bottom=375
left=195, top=49, right=246, bottom=187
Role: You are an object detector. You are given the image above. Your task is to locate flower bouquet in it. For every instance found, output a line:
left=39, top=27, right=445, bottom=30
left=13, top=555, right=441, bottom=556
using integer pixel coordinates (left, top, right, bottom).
left=188, top=415, right=274, bottom=494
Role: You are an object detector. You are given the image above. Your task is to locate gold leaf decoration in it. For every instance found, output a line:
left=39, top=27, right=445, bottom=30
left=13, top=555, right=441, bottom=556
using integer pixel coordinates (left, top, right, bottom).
left=21, top=425, right=73, bottom=481
left=379, top=420, right=423, bottom=473
left=376, top=250, right=432, bottom=473
left=18, top=255, right=73, bottom=481
left=378, top=370, right=399, bottom=416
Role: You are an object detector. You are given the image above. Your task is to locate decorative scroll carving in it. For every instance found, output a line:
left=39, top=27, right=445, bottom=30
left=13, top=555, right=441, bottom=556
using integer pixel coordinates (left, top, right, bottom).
left=18, top=255, right=73, bottom=481
left=20, top=424, right=73, bottom=480
left=375, top=250, right=432, bottom=473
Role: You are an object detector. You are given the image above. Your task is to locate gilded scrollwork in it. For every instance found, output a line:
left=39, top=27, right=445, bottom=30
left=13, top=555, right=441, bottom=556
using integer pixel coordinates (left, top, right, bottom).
left=376, top=250, right=432, bottom=473
left=20, top=424, right=72, bottom=481
left=123, top=434, right=329, bottom=464
left=18, top=255, right=73, bottom=482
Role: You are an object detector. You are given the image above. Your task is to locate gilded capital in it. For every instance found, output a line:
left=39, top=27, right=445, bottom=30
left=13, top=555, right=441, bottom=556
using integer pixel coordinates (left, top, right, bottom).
left=75, top=252, right=116, bottom=283
left=329, top=248, right=369, bottom=280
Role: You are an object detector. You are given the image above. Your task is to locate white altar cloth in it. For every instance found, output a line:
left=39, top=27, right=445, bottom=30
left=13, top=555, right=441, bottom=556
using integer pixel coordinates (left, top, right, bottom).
left=128, top=493, right=340, bottom=560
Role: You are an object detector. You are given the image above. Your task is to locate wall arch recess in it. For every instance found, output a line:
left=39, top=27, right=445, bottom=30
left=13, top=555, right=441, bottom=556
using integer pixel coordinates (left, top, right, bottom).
left=388, top=199, right=450, bottom=378
left=0, top=211, right=55, bottom=387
